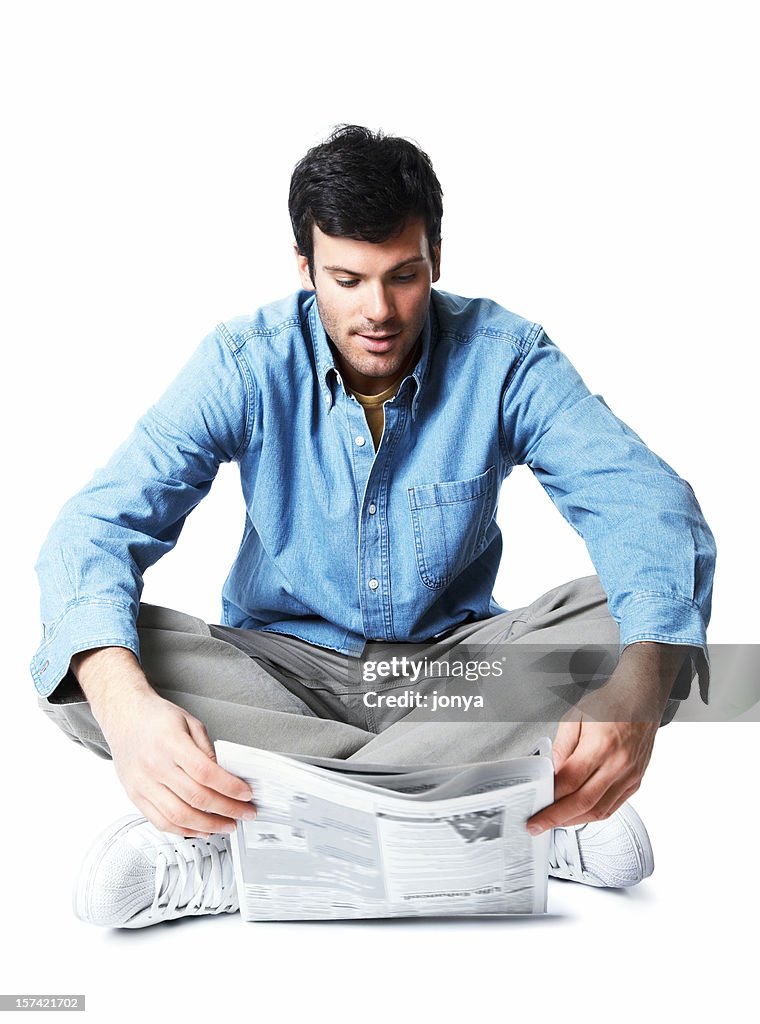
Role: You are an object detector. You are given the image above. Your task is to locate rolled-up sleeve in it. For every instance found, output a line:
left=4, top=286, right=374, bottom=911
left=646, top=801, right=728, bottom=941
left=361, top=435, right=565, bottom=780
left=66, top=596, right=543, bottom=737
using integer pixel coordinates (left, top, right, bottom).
left=501, top=328, right=716, bottom=700
left=30, top=326, right=252, bottom=697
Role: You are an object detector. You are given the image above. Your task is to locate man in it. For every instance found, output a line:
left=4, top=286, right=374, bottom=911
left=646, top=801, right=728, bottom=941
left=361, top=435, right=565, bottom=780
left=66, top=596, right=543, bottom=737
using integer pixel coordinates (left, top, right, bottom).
left=32, top=125, right=715, bottom=928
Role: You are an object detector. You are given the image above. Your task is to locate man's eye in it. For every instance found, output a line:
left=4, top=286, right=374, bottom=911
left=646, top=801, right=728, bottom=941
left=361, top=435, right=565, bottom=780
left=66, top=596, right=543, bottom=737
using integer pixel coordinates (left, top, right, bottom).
left=395, top=274, right=416, bottom=283
left=336, top=279, right=358, bottom=288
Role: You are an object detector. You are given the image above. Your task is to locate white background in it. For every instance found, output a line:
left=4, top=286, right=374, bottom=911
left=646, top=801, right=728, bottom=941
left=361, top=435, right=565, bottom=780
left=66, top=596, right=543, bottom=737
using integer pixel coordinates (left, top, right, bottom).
left=1, top=1, right=757, bottom=1021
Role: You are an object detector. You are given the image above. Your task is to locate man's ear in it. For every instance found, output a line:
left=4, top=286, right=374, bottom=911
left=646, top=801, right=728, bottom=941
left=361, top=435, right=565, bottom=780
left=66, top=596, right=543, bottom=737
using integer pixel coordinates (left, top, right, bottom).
left=432, top=242, right=442, bottom=283
left=294, top=243, right=314, bottom=291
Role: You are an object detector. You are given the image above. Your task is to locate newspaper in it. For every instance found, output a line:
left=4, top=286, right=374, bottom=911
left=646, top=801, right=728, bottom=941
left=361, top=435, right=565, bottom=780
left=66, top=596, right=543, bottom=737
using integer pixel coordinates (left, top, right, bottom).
left=214, top=739, right=554, bottom=920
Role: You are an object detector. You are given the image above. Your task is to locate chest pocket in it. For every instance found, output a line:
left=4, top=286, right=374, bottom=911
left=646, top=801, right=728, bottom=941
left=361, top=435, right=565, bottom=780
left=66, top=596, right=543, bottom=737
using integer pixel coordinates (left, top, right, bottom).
left=407, top=465, right=497, bottom=590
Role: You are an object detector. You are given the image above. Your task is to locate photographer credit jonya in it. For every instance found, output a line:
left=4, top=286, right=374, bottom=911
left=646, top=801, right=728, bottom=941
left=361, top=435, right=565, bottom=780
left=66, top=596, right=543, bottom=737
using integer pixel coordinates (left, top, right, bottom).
left=362, top=689, right=486, bottom=712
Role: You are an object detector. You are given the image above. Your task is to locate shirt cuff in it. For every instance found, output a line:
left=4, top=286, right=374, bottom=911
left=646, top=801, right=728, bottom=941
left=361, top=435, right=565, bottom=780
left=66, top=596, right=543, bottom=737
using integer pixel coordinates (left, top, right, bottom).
left=30, top=598, right=140, bottom=698
left=617, top=591, right=710, bottom=705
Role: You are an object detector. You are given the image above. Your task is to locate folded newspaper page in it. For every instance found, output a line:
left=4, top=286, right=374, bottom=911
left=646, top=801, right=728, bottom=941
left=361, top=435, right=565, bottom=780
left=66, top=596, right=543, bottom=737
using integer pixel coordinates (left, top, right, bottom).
left=215, top=740, right=554, bottom=920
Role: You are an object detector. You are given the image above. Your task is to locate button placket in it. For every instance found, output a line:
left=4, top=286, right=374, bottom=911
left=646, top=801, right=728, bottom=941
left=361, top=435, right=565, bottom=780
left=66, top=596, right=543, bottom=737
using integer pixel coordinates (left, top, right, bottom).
left=345, top=395, right=383, bottom=633
left=354, top=390, right=407, bottom=641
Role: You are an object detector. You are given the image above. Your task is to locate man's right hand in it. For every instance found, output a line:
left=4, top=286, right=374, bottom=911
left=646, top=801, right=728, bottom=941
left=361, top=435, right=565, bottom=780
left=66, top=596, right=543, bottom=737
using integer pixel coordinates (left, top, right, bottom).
left=70, top=647, right=256, bottom=838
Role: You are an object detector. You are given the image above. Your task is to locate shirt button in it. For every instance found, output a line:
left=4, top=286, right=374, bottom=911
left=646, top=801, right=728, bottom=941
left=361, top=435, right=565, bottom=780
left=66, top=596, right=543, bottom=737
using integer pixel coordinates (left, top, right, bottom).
left=368, top=578, right=379, bottom=591
left=355, top=435, right=366, bottom=447
left=368, top=503, right=377, bottom=515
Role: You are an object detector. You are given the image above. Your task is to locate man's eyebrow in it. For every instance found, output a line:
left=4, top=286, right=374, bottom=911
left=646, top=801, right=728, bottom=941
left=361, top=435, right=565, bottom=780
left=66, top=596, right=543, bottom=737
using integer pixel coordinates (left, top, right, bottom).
left=322, top=255, right=427, bottom=275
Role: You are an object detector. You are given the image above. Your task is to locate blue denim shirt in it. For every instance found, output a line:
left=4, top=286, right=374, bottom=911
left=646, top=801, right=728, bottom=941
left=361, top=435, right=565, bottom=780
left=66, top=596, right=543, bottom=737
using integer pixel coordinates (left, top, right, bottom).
left=31, top=289, right=716, bottom=698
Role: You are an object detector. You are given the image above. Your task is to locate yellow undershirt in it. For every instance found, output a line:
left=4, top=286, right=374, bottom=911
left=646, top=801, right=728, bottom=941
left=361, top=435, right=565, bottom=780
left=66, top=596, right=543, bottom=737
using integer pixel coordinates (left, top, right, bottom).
left=347, top=342, right=421, bottom=450
left=349, top=375, right=403, bottom=450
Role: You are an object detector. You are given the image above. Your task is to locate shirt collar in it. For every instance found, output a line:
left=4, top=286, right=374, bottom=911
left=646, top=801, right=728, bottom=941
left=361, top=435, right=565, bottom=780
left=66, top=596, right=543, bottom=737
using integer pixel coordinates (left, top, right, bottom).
left=307, top=291, right=435, bottom=421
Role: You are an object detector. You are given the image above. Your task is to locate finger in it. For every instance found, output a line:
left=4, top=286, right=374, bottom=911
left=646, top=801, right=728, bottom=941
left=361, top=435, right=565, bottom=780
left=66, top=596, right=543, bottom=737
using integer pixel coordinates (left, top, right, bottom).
left=170, top=763, right=258, bottom=821
left=147, top=782, right=242, bottom=837
left=184, top=714, right=217, bottom=760
left=527, top=766, right=611, bottom=833
left=554, top=779, right=639, bottom=828
left=173, top=732, right=254, bottom=802
left=130, top=792, right=213, bottom=840
left=551, top=743, right=601, bottom=804
left=181, top=713, right=253, bottom=799
left=551, top=718, right=582, bottom=773
left=582, top=778, right=641, bottom=825
left=181, top=717, right=255, bottom=816
left=533, top=762, right=642, bottom=830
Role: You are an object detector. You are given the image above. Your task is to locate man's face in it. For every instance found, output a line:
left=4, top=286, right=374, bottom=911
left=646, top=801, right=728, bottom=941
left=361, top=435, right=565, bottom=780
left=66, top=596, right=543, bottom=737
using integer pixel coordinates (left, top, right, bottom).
left=295, top=217, right=440, bottom=395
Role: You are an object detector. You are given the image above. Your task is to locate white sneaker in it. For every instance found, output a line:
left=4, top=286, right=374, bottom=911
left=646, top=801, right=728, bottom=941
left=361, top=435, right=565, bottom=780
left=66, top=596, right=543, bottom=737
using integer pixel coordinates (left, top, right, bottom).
left=548, top=802, right=654, bottom=887
left=73, top=815, right=239, bottom=927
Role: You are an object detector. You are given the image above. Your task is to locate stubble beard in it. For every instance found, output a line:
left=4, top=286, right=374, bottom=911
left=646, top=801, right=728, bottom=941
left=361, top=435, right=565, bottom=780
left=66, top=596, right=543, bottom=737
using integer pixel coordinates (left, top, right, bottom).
left=314, top=289, right=425, bottom=385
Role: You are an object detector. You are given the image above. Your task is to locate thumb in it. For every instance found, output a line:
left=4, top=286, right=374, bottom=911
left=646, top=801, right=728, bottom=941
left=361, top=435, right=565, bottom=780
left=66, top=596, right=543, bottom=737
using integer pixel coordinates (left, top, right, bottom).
left=552, top=718, right=581, bottom=773
left=184, top=713, right=217, bottom=761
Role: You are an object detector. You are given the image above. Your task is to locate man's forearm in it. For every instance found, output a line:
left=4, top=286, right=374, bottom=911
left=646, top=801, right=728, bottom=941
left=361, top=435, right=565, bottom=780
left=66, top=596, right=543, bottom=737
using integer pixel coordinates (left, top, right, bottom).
left=620, top=640, right=689, bottom=695
left=70, top=647, right=155, bottom=724
left=600, top=641, right=690, bottom=722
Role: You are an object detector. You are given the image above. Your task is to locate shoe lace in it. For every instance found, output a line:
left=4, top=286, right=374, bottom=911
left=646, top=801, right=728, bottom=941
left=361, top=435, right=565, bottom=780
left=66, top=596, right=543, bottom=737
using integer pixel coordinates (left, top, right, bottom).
left=549, top=826, right=585, bottom=880
left=151, top=839, right=236, bottom=918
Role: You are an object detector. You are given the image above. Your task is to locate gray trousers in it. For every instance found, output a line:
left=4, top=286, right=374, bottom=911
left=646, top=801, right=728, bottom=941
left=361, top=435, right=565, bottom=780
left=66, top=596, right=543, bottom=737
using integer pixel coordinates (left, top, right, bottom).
left=38, top=575, right=684, bottom=768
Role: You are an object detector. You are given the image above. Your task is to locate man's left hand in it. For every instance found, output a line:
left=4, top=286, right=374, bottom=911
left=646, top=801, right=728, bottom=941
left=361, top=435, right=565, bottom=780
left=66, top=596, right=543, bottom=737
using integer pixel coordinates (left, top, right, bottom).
left=526, top=642, right=689, bottom=834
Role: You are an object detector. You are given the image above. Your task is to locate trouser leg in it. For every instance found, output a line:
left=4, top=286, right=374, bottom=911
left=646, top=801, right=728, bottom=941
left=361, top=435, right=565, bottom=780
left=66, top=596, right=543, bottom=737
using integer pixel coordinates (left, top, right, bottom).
left=348, top=575, right=685, bottom=767
left=38, top=579, right=692, bottom=769
left=37, top=602, right=372, bottom=761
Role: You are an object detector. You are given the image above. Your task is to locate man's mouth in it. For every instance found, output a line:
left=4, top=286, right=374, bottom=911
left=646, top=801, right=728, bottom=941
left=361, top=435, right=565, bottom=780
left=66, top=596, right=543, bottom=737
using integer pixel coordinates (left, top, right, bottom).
left=355, top=330, right=401, bottom=353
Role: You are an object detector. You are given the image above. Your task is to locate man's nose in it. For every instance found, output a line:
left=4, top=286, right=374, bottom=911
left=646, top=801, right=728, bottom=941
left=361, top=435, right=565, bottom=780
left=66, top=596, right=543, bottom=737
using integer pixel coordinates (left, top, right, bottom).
left=362, top=283, right=395, bottom=324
